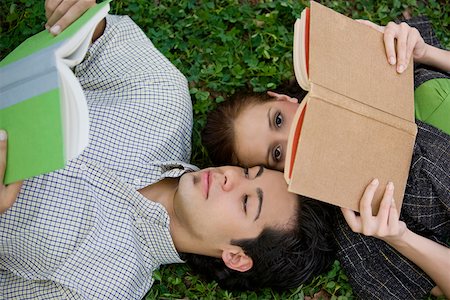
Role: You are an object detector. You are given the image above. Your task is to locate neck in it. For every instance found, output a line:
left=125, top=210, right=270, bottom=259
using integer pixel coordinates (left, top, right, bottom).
left=139, top=177, right=178, bottom=215
left=139, top=178, right=222, bottom=258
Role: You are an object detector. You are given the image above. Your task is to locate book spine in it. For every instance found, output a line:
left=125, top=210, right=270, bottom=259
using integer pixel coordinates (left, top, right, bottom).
left=0, top=42, right=62, bottom=110
left=310, top=83, right=418, bottom=136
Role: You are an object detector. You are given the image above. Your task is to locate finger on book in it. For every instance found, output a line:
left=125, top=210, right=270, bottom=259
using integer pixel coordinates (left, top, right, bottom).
left=377, top=182, right=394, bottom=224
left=396, top=23, right=410, bottom=73
left=406, top=27, right=421, bottom=64
left=383, top=22, right=398, bottom=66
left=359, top=178, right=378, bottom=219
left=45, top=0, right=63, bottom=21
left=0, top=181, right=23, bottom=214
left=49, top=0, right=96, bottom=35
left=340, top=207, right=361, bottom=232
left=46, top=0, right=75, bottom=29
left=0, top=130, right=7, bottom=184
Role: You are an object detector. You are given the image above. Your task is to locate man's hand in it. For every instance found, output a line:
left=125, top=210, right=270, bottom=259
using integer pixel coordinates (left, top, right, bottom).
left=357, top=20, right=426, bottom=74
left=341, top=179, right=407, bottom=243
left=45, top=0, right=96, bottom=35
left=0, top=130, right=23, bottom=214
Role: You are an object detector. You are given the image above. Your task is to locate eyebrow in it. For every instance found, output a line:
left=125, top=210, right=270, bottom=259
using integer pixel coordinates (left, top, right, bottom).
left=254, top=187, right=263, bottom=221
left=267, top=107, right=273, bottom=130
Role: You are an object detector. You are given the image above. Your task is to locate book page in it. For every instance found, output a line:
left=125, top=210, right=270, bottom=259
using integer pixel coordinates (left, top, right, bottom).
left=284, top=98, right=308, bottom=183
left=57, top=60, right=89, bottom=161
left=293, top=9, right=310, bottom=91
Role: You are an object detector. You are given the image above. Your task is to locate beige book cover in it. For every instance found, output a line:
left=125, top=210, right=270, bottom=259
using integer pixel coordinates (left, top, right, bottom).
left=284, top=1, right=417, bottom=213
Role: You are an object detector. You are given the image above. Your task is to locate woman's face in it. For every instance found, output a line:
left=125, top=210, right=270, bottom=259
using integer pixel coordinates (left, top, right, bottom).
left=233, top=94, right=299, bottom=171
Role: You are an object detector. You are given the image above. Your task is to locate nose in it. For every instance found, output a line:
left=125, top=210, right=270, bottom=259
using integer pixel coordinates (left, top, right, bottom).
left=221, top=167, right=244, bottom=192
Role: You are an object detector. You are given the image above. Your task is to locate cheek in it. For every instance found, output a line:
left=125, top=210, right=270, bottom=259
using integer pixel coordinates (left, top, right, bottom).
left=235, top=133, right=266, bottom=165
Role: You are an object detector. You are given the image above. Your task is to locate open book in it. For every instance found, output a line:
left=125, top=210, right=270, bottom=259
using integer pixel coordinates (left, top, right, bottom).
left=284, top=1, right=417, bottom=213
left=0, top=1, right=110, bottom=184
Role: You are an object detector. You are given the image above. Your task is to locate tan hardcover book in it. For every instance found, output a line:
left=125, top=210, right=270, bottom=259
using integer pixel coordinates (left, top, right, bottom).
left=284, top=1, right=417, bottom=213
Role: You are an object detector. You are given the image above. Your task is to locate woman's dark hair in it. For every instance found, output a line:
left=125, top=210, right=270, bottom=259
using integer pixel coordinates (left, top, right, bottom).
left=202, top=79, right=307, bottom=166
left=182, top=196, right=335, bottom=291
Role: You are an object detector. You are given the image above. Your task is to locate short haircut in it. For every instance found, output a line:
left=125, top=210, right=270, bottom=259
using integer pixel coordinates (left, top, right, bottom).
left=182, top=196, right=335, bottom=291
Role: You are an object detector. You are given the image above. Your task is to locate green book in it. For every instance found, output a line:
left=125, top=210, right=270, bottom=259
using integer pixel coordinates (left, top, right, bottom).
left=0, top=1, right=110, bottom=184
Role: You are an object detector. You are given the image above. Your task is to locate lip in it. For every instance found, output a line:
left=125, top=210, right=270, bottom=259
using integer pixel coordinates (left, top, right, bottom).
left=201, top=170, right=210, bottom=199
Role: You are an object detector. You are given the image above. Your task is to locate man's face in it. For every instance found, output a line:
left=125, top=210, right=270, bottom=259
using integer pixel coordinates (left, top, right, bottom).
left=173, top=166, right=298, bottom=248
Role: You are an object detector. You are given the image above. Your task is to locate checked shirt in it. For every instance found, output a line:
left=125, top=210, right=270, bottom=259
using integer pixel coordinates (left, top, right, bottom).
left=1, top=15, right=195, bottom=299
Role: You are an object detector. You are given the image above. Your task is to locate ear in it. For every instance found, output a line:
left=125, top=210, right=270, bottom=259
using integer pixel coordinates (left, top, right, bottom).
left=267, top=91, right=298, bottom=103
left=221, top=247, right=253, bottom=272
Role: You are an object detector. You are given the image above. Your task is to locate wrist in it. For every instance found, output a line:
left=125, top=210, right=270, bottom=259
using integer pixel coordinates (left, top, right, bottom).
left=383, top=227, right=411, bottom=247
left=415, top=43, right=430, bottom=64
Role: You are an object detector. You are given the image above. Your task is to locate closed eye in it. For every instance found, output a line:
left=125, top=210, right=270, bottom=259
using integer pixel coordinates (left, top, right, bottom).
left=242, top=195, right=248, bottom=213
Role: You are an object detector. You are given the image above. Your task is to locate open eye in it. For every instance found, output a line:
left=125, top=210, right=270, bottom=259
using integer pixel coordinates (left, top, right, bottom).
left=274, top=112, right=283, bottom=128
left=272, top=145, right=282, bottom=162
left=242, top=195, right=248, bottom=213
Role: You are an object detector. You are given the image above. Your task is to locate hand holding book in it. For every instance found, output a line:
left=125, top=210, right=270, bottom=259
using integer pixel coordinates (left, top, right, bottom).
left=357, top=19, right=450, bottom=73
left=0, top=130, right=22, bottom=214
left=356, top=19, right=426, bottom=73
left=45, top=0, right=97, bottom=35
left=0, top=1, right=111, bottom=184
left=285, top=1, right=417, bottom=213
left=341, top=178, right=406, bottom=241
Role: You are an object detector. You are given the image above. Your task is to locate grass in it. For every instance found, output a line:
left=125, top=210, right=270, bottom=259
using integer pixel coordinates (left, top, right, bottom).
left=1, top=0, right=449, bottom=299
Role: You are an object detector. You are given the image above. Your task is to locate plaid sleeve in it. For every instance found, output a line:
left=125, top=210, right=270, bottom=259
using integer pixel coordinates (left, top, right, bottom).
left=333, top=122, right=450, bottom=299
left=333, top=214, right=435, bottom=300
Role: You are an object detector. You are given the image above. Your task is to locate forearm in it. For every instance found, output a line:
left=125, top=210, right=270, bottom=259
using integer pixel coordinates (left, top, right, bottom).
left=386, top=229, right=450, bottom=298
left=416, top=44, right=450, bottom=72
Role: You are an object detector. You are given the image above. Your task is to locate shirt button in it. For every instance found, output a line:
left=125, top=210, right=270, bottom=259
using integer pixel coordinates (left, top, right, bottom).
left=80, top=164, right=88, bottom=171
left=134, top=178, right=141, bottom=185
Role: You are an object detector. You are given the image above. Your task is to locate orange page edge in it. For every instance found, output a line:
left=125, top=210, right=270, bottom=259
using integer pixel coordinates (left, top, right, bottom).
left=288, top=103, right=308, bottom=179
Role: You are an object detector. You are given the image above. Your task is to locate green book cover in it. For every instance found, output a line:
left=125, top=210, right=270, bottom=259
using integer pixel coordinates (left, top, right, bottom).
left=0, top=1, right=110, bottom=184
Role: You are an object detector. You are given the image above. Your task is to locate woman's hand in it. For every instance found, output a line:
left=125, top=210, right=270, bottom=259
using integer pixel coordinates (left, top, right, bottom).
left=357, top=19, right=426, bottom=74
left=358, top=19, right=450, bottom=77
left=45, top=0, right=96, bottom=35
left=0, top=130, right=23, bottom=214
left=341, top=178, right=407, bottom=243
left=342, top=178, right=450, bottom=298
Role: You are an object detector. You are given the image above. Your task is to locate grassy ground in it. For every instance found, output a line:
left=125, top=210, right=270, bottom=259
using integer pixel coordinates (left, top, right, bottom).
left=1, top=0, right=449, bottom=299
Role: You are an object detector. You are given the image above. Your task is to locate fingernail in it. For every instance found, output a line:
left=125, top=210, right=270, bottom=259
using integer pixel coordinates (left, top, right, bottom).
left=397, top=64, right=405, bottom=73
left=389, top=56, right=396, bottom=65
left=371, top=178, right=379, bottom=185
left=0, top=130, right=7, bottom=141
left=50, top=25, right=61, bottom=35
left=387, top=181, right=394, bottom=190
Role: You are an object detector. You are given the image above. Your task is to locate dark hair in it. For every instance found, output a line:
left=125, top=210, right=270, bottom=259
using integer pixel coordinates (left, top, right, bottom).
left=202, top=79, right=307, bottom=166
left=182, top=196, right=335, bottom=291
